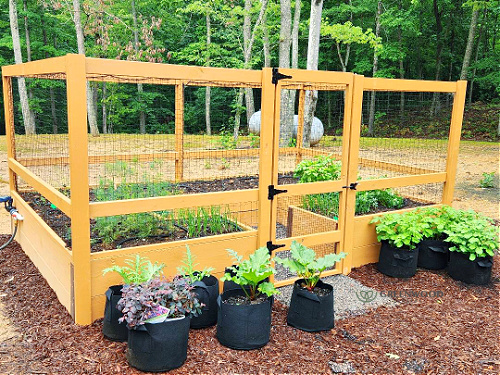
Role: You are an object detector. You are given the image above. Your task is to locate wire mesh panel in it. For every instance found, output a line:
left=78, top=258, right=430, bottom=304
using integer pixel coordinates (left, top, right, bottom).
left=12, top=76, right=70, bottom=192
left=357, top=90, right=453, bottom=206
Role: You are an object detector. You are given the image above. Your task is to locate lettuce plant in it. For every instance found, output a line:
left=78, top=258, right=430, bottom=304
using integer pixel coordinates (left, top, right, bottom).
left=275, top=241, right=346, bottom=291
left=102, top=254, right=165, bottom=284
left=117, top=276, right=202, bottom=328
left=177, top=245, right=214, bottom=283
left=221, top=247, right=278, bottom=300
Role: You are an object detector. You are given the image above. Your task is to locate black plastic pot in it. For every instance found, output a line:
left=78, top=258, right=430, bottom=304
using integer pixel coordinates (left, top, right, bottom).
left=287, top=279, right=334, bottom=332
left=216, top=288, right=272, bottom=350
left=190, top=275, right=219, bottom=329
left=102, top=285, right=128, bottom=342
left=417, top=239, right=449, bottom=270
left=377, top=240, right=419, bottom=278
left=126, top=316, right=190, bottom=372
left=448, top=251, right=493, bottom=285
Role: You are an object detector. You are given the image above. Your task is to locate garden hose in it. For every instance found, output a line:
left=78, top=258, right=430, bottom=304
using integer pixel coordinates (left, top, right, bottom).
left=0, top=196, right=23, bottom=250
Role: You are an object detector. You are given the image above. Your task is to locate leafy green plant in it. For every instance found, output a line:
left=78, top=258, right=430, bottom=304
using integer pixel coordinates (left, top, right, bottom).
left=177, top=245, right=214, bottom=283
left=220, top=132, right=237, bottom=150
left=117, top=276, right=202, bottom=328
left=221, top=247, right=278, bottom=300
left=288, top=138, right=297, bottom=147
left=294, top=155, right=341, bottom=183
left=370, top=211, right=424, bottom=250
left=479, top=172, right=496, bottom=188
left=249, top=134, right=260, bottom=148
left=102, top=254, right=165, bottom=284
left=275, top=241, right=346, bottom=291
left=444, top=210, right=499, bottom=261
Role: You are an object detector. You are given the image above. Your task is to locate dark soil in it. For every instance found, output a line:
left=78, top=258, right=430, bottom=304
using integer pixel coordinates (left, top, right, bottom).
left=223, top=294, right=268, bottom=306
left=298, top=284, right=332, bottom=297
left=0, top=236, right=498, bottom=374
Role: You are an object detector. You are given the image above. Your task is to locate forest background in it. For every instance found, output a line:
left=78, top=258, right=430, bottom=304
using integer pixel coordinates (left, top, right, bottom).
left=1, top=0, right=499, bottom=141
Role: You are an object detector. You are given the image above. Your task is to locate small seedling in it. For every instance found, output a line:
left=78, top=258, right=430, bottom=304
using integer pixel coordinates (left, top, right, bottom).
left=479, top=172, right=495, bottom=188
left=177, top=245, right=214, bottom=283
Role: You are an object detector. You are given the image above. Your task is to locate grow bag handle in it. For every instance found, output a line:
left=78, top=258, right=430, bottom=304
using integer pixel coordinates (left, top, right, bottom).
left=393, top=252, right=415, bottom=261
left=428, top=246, right=448, bottom=253
left=192, top=280, right=210, bottom=310
left=477, top=258, right=493, bottom=268
left=296, top=288, right=321, bottom=303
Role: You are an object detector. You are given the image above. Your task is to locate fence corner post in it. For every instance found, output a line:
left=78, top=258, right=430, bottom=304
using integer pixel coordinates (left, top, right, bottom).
left=66, top=53, right=92, bottom=325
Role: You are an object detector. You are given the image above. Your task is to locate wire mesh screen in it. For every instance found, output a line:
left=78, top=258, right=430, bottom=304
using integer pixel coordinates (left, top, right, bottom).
left=277, top=87, right=346, bottom=180
left=182, top=86, right=262, bottom=185
left=12, top=76, right=70, bottom=192
left=358, top=91, right=452, bottom=179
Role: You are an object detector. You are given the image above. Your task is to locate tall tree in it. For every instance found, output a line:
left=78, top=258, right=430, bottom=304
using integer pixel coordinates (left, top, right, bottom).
left=302, top=0, right=323, bottom=147
left=279, top=0, right=293, bottom=144
left=368, top=1, right=383, bottom=136
left=460, top=2, right=480, bottom=80
left=131, top=0, right=146, bottom=134
left=8, top=0, right=35, bottom=134
left=205, top=8, right=212, bottom=135
left=72, top=0, right=100, bottom=136
left=430, top=0, right=443, bottom=116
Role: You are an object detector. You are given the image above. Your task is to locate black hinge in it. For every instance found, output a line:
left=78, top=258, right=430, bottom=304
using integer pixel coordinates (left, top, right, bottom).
left=342, top=182, right=359, bottom=190
left=268, top=185, right=288, bottom=200
left=266, top=241, right=285, bottom=255
left=272, top=67, right=292, bottom=84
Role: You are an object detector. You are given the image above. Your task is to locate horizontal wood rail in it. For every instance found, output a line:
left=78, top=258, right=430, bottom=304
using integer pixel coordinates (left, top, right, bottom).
left=274, top=230, right=342, bottom=249
left=277, top=180, right=346, bottom=196
left=354, top=172, right=447, bottom=191
left=277, top=68, right=354, bottom=85
left=2, top=56, right=67, bottom=77
left=89, top=188, right=259, bottom=218
left=8, top=158, right=71, bottom=216
left=364, top=77, right=457, bottom=92
left=85, top=57, right=262, bottom=86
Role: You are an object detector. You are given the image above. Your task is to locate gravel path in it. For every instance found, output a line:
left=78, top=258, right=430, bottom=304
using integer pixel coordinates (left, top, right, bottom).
left=276, top=274, right=398, bottom=320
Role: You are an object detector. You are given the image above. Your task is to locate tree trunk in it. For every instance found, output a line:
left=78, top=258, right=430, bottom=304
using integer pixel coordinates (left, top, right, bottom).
left=460, top=7, right=479, bottom=80
left=398, top=3, right=405, bottom=125
left=131, top=0, right=146, bottom=133
left=243, top=0, right=255, bottom=125
left=233, top=88, right=244, bottom=139
left=468, top=11, right=484, bottom=104
left=42, top=16, right=59, bottom=134
left=102, top=82, right=107, bottom=133
left=368, top=1, right=382, bottom=136
left=205, top=10, right=211, bottom=135
left=262, top=0, right=271, bottom=67
left=9, top=0, right=35, bottom=135
left=73, top=0, right=99, bottom=136
left=303, top=0, right=323, bottom=147
left=430, top=0, right=443, bottom=117
left=288, top=0, right=301, bottom=118
left=279, top=0, right=293, bottom=145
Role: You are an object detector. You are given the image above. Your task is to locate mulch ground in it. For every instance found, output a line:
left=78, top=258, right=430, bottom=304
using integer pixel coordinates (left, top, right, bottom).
left=0, top=236, right=498, bottom=374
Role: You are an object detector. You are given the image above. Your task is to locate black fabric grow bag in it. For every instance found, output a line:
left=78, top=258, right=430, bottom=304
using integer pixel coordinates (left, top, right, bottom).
left=190, top=275, right=219, bottom=329
left=126, top=316, right=190, bottom=372
left=417, top=239, right=449, bottom=270
left=222, top=266, right=268, bottom=292
left=448, top=251, right=493, bottom=285
left=287, top=279, right=334, bottom=332
left=216, top=288, right=272, bottom=350
left=102, top=285, right=128, bottom=342
left=377, top=240, right=419, bottom=278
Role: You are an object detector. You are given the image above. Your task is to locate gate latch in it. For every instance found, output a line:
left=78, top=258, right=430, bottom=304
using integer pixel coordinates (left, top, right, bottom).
left=342, top=182, right=359, bottom=190
left=268, top=185, right=288, bottom=200
left=266, top=241, right=285, bottom=255
left=272, top=68, right=292, bottom=84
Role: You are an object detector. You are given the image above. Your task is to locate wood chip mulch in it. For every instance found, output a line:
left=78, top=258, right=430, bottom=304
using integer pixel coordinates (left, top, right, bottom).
left=0, top=235, right=498, bottom=374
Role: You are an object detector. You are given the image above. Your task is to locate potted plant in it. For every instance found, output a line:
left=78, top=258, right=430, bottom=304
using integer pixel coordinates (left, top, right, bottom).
left=177, top=245, right=218, bottom=329
left=217, top=247, right=278, bottom=350
left=412, top=206, right=454, bottom=270
left=101, top=255, right=165, bottom=341
left=117, top=276, right=202, bottom=372
left=444, top=210, right=498, bottom=285
left=370, top=211, right=423, bottom=278
left=275, top=241, right=346, bottom=332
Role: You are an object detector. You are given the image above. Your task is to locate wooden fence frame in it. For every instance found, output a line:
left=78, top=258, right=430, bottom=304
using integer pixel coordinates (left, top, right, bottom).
left=2, top=54, right=466, bottom=325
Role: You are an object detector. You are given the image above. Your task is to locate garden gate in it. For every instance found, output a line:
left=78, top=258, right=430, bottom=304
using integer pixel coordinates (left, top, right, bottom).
left=2, top=55, right=466, bottom=324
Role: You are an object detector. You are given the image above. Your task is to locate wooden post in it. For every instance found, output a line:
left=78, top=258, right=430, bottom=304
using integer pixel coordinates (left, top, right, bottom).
left=2, top=76, right=17, bottom=192
left=442, top=80, right=467, bottom=204
left=175, top=82, right=184, bottom=182
left=66, top=54, right=92, bottom=325
left=295, top=88, right=305, bottom=165
left=340, top=74, right=363, bottom=275
left=257, top=68, right=275, bottom=248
